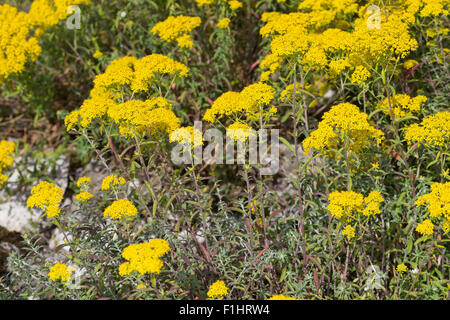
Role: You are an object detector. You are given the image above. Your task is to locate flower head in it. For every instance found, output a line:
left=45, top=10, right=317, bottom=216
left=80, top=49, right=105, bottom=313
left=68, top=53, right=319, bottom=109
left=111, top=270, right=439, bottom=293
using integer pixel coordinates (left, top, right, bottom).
left=397, top=263, right=408, bottom=274
left=93, top=50, right=103, bottom=59
left=101, top=175, right=126, bottom=191
left=207, top=280, right=229, bottom=299
left=342, top=224, right=356, bottom=241
left=217, top=18, right=230, bottom=29
left=119, top=239, right=170, bottom=276
left=268, top=294, right=300, bottom=300
left=103, top=199, right=138, bottom=220
left=48, top=263, right=73, bottom=282
left=416, top=219, right=434, bottom=236
left=27, top=181, right=64, bottom=218
left=0, top=140, right=15, bottom=187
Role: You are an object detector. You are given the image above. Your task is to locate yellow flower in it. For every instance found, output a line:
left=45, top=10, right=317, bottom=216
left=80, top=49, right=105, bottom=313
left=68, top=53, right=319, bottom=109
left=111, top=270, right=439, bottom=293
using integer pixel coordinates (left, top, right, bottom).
left=226, top=122, right=255, bottom=142
left=397, top=263, right=408, bottom=274
left=416, top=219, right=434, bottom=236
left=443, top=220, right=450, bottom=233
left=342, top=225, right=356, bottom=241
left=103, top=199, right=138, bottom=220
left=64, top=54, right=188, bottom=134
left=101, top=175, right=126, bottom=191
left=217, top=18, right=230, bottom=29
left=228, top=0, right=243, bottom=11
left=249, top=200, right=260, bottom=213
left=207, top=280, right=229, bottom=299
left=137, top=283, right=147, bottom=289
left=196, top=0, right=215, bottom=5
left=403, top=59, right=419, bottom=69
left=170, top=126, right=203, bottom=148
left=0, top=140, right=15, bottom=187
left=26, top=181, right=64, bottom=218
left=119, top=240, right=170, bottom=276
left=76, top=176, right=91, bottom=190
left=268, top=294, right=300, bottom=300
left=176, top=34, right=194, bottom=49
left=302, top=103, right=384, bottom=157
left=376, top=94, right=427, bottom=119
left=415, top=182, right=450, bottom=220
left=131, top=54, right=189, bottom=93
left=258, top=3, right=418, bottom=84
left=362, top=191, right=384, bottom=217
left=107, top=98, right=181, bottom=137
left=48, top=263, right=73, bottom=282
left=76, top=191, right=94, bottom=202
left=93, top=50, right=103, bottom=59
left=203, top=82, right=275, bottom=123
left=350, top=65, right=371, bottom=85
left=0, top=1, right=91, bottom=83
left=327, top=190, right=384, bottom=221
left=404, top=111, right=450, bottom=148
left=151, top=16, right=201, bottom=48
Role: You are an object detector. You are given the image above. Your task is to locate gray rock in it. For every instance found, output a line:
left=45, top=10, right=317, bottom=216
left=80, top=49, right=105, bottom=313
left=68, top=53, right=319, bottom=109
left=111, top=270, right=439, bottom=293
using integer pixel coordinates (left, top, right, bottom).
left=0, top=155, right=70, bottom=234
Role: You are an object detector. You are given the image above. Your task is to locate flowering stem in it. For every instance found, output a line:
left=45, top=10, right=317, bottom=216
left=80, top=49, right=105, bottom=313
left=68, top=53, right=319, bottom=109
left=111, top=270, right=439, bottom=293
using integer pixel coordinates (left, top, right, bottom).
left=104, top=129, right=152, bottom=218
left=291, top=63, right=307, bottom=269
left=133, top=133, right=162, bottom=218
left=384, top=73, right=416, bottom=200
left=53, top=218, right=106, bottom=297
left=243, top=165, right=254, bottom=253
left=190, top=163, right=210, bottom=251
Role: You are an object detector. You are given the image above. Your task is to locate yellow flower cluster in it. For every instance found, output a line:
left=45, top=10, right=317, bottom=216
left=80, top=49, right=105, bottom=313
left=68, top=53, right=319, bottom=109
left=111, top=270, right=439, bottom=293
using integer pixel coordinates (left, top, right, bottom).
left=151, top=16, right=201, bottom=49
left=119, top=239, right=170, bottom=276
left=404, top=0, right=449, bottom=18
left=76, top=176, right=93, bottom=202
left=416, top=219, right=434, bottom=236
left=27, top=181, right=64, bottom=218
left=350, top=65, right=371, bottom=86
left=76, top=192, right=94, bottom=202
left=302, top=103, right=384, bottom=156
left=76, top=176, right=91, bottom=188
left=404, top=111, right=450, bottom=148
left=228, top=0, right=243, bottom=10
left=327, top=190, right=384, bottom=221
left=0, top=140, right=15, bottom=187
left=376, top=94, right=427, bottom=119
left=268, top=294, right=300, bottom=300
left=415, top=182, right=450, bottom=235
left=328, top=190, right=384, bottom=241
left=65, top=54, right=187, bottom=138
left=103, top=199, right=138, bottom=220
left=196, top=0, right=215, bottom=5
left=403, top=59, right=419, bottom=70
left=226, top=122, right=255, bottom=142
left=259, top=1, right=420, bottom=80
left=397, top=263, right=408, bottom=274
left=48, top=263, right=73, bottom=282
left=92, top=50, right=103, bottom=59
left=170, top=126, right=204, bottom=148
left=132, top=54, right=189, bottom=93
left=203, top=82, right=276, bottom=123
left=217, top=18, right=230, bottom=29
left=207, top=280, right=229, bottom=299
left=107, top=98, right=180, bottom=137
left=195, top=0, right=242, bottom=10
left=342, top=225, right=356, bottom=241
left=0, top=1, right=90, bottom=83
left=101, top=174, right=126, bottom=191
